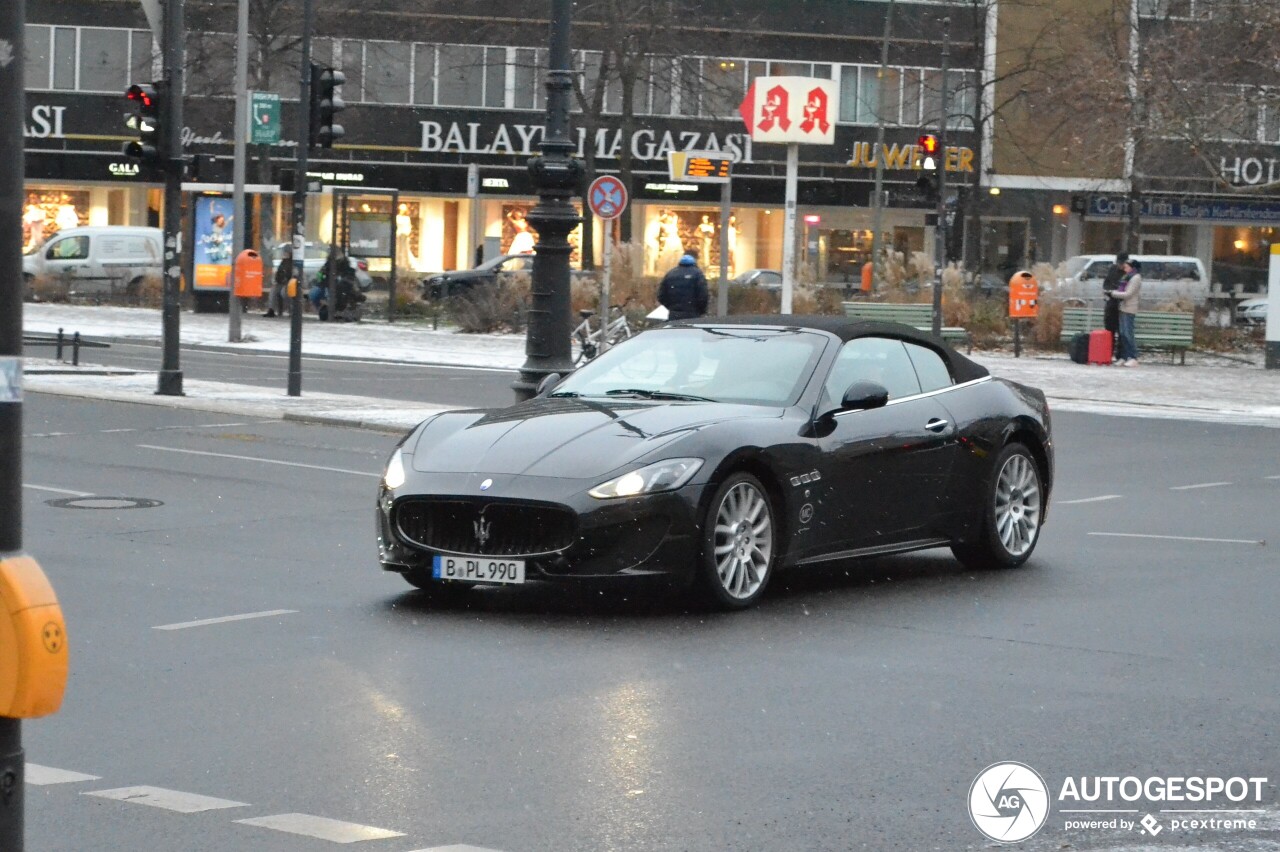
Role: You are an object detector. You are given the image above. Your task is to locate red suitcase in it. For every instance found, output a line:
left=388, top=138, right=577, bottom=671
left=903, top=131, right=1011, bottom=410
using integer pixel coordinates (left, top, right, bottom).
left=1087, top=329, right=1112, bottom=365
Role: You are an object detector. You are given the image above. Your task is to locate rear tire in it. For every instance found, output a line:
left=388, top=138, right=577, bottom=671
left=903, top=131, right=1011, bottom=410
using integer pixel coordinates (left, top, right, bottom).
left=695, top=473, right=777, bottom=609
left=952, top=442, right=1043, bottom=570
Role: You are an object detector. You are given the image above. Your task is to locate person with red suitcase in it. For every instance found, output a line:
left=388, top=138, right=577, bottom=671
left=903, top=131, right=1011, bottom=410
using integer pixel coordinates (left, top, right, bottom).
left=1101, top=252, right=1128, bottom=360
left=1109, top=258, right=1144, bottom=366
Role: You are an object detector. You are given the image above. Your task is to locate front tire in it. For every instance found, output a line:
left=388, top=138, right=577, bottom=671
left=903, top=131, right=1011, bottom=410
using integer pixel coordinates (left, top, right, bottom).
left=952, top=442, right=1043, bottom=570
left=696, top=473, right=777, bottom=609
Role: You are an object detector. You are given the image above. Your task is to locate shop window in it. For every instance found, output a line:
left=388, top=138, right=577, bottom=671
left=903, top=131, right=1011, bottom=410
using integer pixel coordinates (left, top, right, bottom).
left=413, top=44, right=436, bottom=105
left=649, top=56, right=677, bottom=116
left=485, top=48, right=505, bottom=108
left=701, top=59, right=744, bottom=119
left=341, top=41, right=365, bottom=102
left=512, top=48, right=540, bottom=110
left=53, top=27, right=77, bottom=90
left=901, top=69, right=923, bottom=126
left=78, top=28, right=129, bottom=93
left=130, top=30, right=154, bottom=81
left=576, top=51, right=603, bottom=113
left=26, top=25, right=51, bottom=90
left=23, top=190, right=89, bottom=254
left=364, top=41, right=411, bottom=104
left=678, top=57, right=702, bottom=117
left=1266, top=103, right=1280, bottom=144
left=311, top=38, right=334, bottom=68
left=438, top=45, right=486, bottom=106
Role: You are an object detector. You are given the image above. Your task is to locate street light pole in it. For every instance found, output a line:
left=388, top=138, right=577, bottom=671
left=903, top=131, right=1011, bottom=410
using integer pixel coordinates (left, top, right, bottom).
left=513, top=0, right=583, bottom=402
left=157, top=0, right=185, bottom=395
left=287, top=0, right=316, bottom=397
left=931, top=17, right=950, bottom=338
left=869, top=0, right=896, bottom=291
left=229, top=0, right=249, bottom=342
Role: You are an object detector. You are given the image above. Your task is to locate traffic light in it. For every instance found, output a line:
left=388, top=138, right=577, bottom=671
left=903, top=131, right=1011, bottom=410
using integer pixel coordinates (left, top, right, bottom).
left=309, top=64, right=346, bottom=148
left=123, top=82, right=164, bottom=162
left=916, top=134, right=940, bottom=201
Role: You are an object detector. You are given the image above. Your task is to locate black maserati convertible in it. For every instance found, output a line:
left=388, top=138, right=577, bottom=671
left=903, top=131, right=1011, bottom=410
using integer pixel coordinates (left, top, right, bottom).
left=376, top=317, right=1053, bottom=609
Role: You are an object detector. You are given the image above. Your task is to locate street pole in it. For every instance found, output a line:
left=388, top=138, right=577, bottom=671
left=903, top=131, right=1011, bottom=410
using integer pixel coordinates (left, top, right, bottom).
left=717, top=179, right=730, bottom=316
left=1, top=1, right=26, bottom=845
left=599, top=219, right=613, bottom=354
left=229, top=0, right=249, bottom=342
left=869, top=0, right=896, bottom=291
left=157, top=0, right=185, bottom=395
left=931, top=17, right=950, bottom=338
left=513, top=0, right=583, bottom=401
left=781, top=143, right=798, bottom=315
left=287, top=0, right=316, bottom=396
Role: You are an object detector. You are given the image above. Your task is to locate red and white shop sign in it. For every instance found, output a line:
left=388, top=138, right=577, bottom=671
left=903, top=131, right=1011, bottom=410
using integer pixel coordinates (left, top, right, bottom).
left=737, top=77, right=838, bottom=146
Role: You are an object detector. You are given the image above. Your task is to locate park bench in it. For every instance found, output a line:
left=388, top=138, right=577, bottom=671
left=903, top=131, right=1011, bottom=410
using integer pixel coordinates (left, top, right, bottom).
left=1059, top=306, right=1194, bottom=364
left=842, top=301, right=972, bottom=352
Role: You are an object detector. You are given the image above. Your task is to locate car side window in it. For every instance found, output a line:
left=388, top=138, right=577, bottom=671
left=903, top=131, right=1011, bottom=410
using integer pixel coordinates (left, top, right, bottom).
left=824, top=337, right=922, bottom=403
left=1082, top=261, right=1110, bottom=280
left=903, top=342, right=953, bottom=392
left=47, top=235, right=89, bottom=260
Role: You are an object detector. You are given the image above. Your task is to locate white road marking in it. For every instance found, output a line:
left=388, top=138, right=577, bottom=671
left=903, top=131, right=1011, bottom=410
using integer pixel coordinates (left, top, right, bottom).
left=1267, top=475, right=1280, bottom=480
left=1057, top=494, right=1122, bottom=505
left=235, top=813, right=405, bottom=843
left=25, top=764, right=101, bottom=785
left=22, top=483, right=93, bottom=497
left=153, top=609, right=298, bottom=631
left=1089, top=532, right=1266, bottom=545
left=138, top=443, right=379, bottom=477
left=27, top=421, right=253, bottom=439
left=1169, top=481, right=1232, bottom=491
left=85, top=786, right=248, bottom=813
left=1059, top=809, right=1139, bottom=813
left=406, top=846, right=506, bottom=852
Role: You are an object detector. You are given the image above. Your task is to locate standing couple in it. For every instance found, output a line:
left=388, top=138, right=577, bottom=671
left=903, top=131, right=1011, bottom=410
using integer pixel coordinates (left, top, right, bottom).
left=1103, top=253, right=1143, bottom=366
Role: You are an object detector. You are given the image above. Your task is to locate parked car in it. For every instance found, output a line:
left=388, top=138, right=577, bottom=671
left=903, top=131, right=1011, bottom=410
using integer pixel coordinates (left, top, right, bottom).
left=1236, top=296, right=1268, bottom=326
left=1048, top=254, right=1210, bottom=305
left=730, top=269, right=783, bottom=292
left=23, top=226, right=162, bottom=299
left=421, top=254, right=596, bottom=300
left=376, top=316, right=1053, bottom=609
left=270, top=243, right=374, bottom=292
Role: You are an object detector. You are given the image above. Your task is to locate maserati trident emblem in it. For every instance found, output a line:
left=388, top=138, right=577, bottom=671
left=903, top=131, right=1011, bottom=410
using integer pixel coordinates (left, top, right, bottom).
left=473, top=514, right=492, bottom=547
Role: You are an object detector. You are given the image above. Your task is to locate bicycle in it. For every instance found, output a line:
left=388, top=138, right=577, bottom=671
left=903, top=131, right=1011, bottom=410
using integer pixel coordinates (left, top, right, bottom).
left=573, top=301, right=633, bottom=365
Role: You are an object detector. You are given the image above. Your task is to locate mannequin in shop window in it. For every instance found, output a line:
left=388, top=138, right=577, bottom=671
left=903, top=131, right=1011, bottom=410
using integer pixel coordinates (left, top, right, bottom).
left=395, top=203, right=418, bottom=273
left=653, top=209, right=685, bottom=274
left=508, top=208, right=536, bottom=255
left=699, top=215, right=716, bottom=266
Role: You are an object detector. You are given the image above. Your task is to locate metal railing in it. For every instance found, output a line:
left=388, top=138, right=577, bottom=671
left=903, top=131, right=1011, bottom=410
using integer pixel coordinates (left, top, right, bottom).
left=21, top=328, right=111, bottom=367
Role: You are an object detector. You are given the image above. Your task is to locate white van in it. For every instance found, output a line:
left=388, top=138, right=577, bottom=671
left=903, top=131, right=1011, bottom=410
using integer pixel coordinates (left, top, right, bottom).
left=23, top=226, right=163, bottom=298
left=1049, top=254, right=1210, bottom=306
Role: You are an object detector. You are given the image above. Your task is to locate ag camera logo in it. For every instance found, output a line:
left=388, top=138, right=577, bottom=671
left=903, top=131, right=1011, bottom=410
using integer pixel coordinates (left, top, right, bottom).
left=969, top=762, right=1051, bottom=843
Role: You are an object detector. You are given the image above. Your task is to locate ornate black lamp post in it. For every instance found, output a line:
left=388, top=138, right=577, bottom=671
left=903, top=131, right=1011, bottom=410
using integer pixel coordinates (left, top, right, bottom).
left=513, top=0, right=584, bottom=401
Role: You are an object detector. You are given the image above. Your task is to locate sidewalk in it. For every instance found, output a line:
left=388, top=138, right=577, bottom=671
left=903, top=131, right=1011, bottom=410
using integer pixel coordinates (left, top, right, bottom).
left=21, top=303, right=1280, bottom=430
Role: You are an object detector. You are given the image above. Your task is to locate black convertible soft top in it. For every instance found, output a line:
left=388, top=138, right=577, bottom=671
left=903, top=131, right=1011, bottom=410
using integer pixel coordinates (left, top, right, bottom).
left=674, top=314, right=991, bottom=384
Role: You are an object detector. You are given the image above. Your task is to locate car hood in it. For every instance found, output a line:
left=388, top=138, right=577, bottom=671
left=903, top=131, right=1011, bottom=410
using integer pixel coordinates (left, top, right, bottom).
left=408, top=397, right=778, bottom=479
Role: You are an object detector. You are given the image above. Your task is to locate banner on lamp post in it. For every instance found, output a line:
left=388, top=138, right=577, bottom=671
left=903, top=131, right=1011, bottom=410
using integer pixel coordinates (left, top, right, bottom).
left=737, top=77, right=838, bottom=146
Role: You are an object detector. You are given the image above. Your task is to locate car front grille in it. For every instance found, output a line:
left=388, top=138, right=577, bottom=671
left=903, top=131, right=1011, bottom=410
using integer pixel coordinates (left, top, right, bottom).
left=393, top=498, right=577, bottom=557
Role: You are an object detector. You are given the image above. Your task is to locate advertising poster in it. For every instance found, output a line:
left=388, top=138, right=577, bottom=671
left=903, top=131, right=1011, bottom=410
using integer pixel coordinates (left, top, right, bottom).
left=194, top=195, right=234, bottom=289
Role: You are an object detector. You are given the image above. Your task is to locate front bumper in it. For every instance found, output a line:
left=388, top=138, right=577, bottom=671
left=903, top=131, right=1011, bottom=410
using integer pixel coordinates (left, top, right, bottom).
left=376, top=479, right=706, bottom=583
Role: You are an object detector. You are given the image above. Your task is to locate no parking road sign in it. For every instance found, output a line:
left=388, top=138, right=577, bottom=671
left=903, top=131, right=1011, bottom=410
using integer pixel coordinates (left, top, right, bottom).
left=588, top=175, right=628, bottom=220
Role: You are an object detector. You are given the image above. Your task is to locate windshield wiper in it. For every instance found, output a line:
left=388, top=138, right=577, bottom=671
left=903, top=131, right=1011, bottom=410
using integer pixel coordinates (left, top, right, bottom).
left=604, top=388, right=715, bottom=402
left=547, top=390, right=581, bottom=398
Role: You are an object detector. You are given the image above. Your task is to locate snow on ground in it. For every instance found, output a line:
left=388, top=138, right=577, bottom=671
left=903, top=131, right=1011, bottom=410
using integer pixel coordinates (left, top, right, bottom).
left=21, top=303, right=1280, bottom=428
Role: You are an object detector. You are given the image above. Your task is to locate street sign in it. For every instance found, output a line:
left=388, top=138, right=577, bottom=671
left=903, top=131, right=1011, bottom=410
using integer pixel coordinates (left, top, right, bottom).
left=588, top=175, right=628, bottom=220
left=249, top=92, right=281, bottom=145
left=738, top=77, right=838, bottom=145
left=668, top=151, right=732, bottom=184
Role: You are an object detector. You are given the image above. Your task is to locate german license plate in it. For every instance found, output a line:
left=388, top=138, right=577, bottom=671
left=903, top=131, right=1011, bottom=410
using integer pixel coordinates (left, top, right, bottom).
left=432, top=555, right=526, bottom=585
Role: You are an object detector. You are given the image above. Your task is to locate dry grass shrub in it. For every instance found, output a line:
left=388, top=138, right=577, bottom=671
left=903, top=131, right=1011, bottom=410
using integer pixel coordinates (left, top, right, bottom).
left=1029, top=298, right=1064, bottom=347
left=447, top=273, right=530, bottom=333
left=29, top=273, right=70, bottom=302
left=1193, top=322, right=1263, bottom=352
left=135, top=274, right=164, bottom=308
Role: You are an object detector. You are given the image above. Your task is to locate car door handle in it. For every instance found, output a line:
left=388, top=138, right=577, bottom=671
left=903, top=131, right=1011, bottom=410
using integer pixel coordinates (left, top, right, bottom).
left=925, top=418, right=949, bottom=433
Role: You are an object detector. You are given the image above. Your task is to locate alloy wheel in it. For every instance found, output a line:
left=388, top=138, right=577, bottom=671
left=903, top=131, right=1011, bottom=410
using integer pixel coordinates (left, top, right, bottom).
left=712, top=481, right=773, bottom=600
left=994, top=452, right=1041, bottom=557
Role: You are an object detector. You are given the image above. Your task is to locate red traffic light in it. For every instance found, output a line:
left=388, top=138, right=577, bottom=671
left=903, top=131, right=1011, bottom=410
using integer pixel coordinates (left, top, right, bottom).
left=917, top=134, right=939, bottom=155
left=126, top=84, right=157, bottom=109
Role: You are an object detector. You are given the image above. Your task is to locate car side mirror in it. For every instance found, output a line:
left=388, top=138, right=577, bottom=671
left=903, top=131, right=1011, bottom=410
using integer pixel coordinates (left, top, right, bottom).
left=841, top=380, right=889, bottom=412
left=535, top=373, right=562, bottom=397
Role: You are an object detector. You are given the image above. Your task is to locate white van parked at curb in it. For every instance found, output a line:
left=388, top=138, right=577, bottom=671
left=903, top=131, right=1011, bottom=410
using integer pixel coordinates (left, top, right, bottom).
left=23, top=226, right=163, bottom=299
left=1047, top=254, right=1210, bottom=306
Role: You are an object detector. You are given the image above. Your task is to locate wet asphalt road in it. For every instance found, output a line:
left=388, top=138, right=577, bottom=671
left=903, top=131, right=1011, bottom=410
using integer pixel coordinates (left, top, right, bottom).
left=16, top=393, right=1280, bottom=851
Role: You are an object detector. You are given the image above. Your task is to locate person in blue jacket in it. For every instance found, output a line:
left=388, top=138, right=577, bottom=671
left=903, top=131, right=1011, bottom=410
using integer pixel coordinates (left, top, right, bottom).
left=658, top=254, right=709, bottom=321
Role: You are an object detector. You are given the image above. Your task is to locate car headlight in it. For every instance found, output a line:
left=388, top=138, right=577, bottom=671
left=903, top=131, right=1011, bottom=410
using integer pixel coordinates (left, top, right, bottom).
left=383, top=448, right=407, bottom=490
left=588, top=458, right=703, bottom=499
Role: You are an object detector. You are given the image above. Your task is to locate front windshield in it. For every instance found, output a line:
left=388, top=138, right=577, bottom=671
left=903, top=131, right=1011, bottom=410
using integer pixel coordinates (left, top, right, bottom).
left=552, top=327, right=828, bottom=406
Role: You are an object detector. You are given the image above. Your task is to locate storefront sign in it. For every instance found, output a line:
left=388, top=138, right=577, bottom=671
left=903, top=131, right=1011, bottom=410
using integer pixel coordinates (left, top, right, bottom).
left=1219, top=156, right=1280, bottom=187
left=668, top=151, right=732, bottom=184
left=23, top=105, right=67, bottom=139
left=306, top=170, right=366, bottom=183
left=108, top=162, right=140, bottom=178
left=418, top=120, right=750, bottom=164
left=848, top=142, right=975, bottom=173
left=738, top=77, right=838, bottom=145
left=643, top=183, right=701, bottom=195
left=481, top=177, right=510, bottom=189
left=1086, top=194, right=1280, bottom=224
